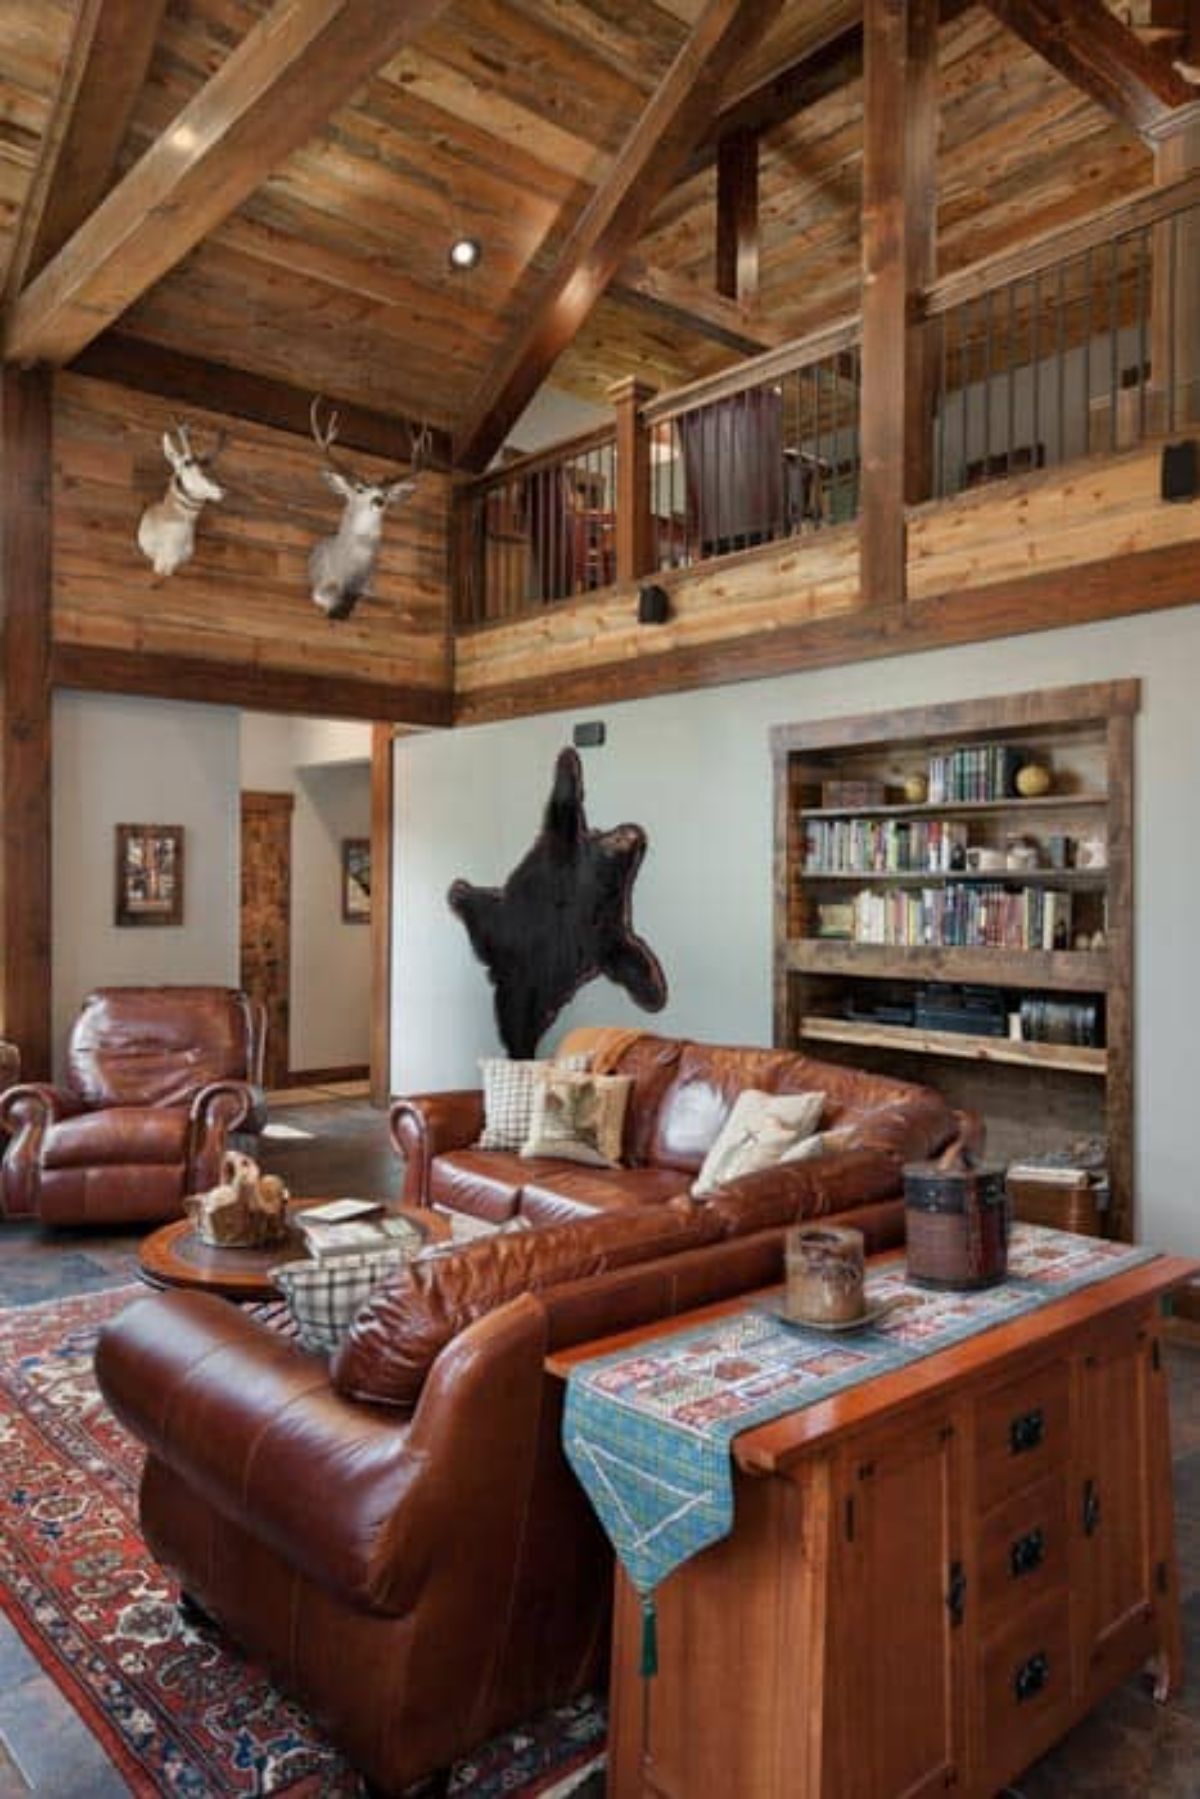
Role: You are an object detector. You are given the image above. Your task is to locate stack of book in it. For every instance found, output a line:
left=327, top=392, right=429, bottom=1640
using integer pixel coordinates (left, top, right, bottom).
left=804, top=817, right=969, bottom=873
left=927, top=744, right=1022, bottom=803
left=297, top=1199, right=424, bottom=1261
left=829, top=882, right=1074, bottom=949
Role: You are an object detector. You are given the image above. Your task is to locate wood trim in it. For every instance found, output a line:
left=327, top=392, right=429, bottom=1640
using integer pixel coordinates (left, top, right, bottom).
left=462, top=426, right=617, bottom=496
left=1, top=0, right=168, bottom=305
left=611, top=258, right=787, bottom=354
left=609, top=377, right=655, bottom=583
left=452, top=539, right=1193, bottom=723
left=453, top=0, right=784, bottom=470
left=280, top=1063, right=369, bottom=1087
left=71, top=335, right=454, bottom=468
left=980, top=0, right=1195, bottom=141
left=0, top=368, right=54, bottom=1078
left=1105, top=708, right=1136, bottom=1243
left=4, top=0, right=456, bottom=366
left=769, top=679, right=1141, bottom=752
left=716, top=127, right=760, bottom=304
left=369, top=723, right=395, bottom=1109
left=240, top=790, right=296, bottom=814
left=50, top=645, right=452, bottom=728
left=926, top=170, right=1200, bottom=316
left=641, top=311, right=861, bottom=425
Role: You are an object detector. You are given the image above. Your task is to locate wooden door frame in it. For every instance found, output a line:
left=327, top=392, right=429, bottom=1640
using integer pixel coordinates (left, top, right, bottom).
left=240, top=788, right=296, bottom=1089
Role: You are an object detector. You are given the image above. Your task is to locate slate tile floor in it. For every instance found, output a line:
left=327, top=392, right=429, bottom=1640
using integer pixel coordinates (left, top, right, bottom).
left=0, top=1095, right=1199, bottom=1794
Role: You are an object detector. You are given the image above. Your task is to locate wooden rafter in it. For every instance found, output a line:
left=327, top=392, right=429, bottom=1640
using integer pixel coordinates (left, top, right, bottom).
left=716, top=127, right=760, bottom=303
left=611, top=256, right=788, bottom=353
left=453, top=0, right=785, bottom=472
left=982, top=0, right=1197, bottom=140
left=2, top=0, right=169, bottom=309
left=4, top=0, right=454, bottom=367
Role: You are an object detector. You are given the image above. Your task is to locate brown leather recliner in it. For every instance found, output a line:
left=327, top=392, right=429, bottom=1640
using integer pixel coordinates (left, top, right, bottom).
left=0, top=986, right=266, bottom=1226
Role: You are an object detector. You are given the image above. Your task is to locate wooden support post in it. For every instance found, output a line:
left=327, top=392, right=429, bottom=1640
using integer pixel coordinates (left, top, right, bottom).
left=1152, top=120, right=1200, bottom=431
left=369, top=722, right=394, bottom=1110
left=859, top=0, right=939, bottom=608
left=608, top=377, right=656, bottom=585
left=0, top=367, right=54, bottom=1079
left=716, top=127, right=760, bottom=304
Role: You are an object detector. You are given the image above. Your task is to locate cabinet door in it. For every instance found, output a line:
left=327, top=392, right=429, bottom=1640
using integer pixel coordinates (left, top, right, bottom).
left=1074, top=1313, right=1161, bottom=1697
left=826, top=1412, right=965, bottom=1799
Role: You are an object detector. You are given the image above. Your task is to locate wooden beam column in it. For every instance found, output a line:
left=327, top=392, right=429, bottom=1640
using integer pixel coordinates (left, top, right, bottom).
left=859, top=0, right=939, bottom=608
left=1152, top=120, right=1200, bottom=430
left=608, top=377, right=656, bottom=584
left=0, top=367, right=54, bottom=1079
left=716, top=128, right=760, bottom=303
left=369, top=722, right=395, bottom=1109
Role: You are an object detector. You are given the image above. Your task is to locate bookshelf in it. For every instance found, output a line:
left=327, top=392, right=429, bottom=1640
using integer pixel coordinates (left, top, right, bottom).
left=771, top=680, right=1137, bottom=1239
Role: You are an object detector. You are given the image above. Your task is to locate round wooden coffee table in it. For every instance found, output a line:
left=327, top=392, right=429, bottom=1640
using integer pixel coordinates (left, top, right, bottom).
left=137, top=1201, right=449, bottom=1302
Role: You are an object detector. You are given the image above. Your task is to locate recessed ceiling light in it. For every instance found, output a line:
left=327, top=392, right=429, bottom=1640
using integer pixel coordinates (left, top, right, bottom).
left=448, top=236, right=482, bottom=271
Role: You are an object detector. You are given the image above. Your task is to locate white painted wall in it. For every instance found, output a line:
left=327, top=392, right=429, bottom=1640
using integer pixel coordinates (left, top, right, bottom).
left=393, top=603, right=1200, bottom=1255
left=52, top=692, right=241, bottom=1073
left=240, top=714, right=371, bottom=1072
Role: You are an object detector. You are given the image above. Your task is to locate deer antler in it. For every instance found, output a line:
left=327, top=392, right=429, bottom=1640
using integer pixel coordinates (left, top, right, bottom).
left=408, top=420, right=433, bottom=473
left=202, top=427, right=228, bottom=464
left=310, top=395, right=359, bottom=483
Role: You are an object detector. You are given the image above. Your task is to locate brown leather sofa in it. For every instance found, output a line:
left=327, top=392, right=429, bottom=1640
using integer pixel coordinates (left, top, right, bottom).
left=95, top=1188, right=909, bottom=1796
left=0, top=986, right=266, bottom=1226
left=393, top=1031, right=976, bottom=1230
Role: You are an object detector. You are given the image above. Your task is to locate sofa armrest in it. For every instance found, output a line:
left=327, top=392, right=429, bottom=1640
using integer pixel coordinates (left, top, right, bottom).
left=0, top=1084, right=89, bottom=1218
left=390, top=1091, right=485, bottom=1207
left=0, top=1084, right=87, bottom=1132
left=694, top=1147, right=903, bottom=1239
left=190, top=1080, right=254, bottom=1133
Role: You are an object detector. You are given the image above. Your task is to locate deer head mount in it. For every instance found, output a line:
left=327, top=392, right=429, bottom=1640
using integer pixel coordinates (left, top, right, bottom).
left=308, top=397, right=430, bottom=620
left=136, top=423, right=227, bottom=577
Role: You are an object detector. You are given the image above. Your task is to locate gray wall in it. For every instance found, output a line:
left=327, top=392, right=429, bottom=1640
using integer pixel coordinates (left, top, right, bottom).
left=52, top=691, right=241, bottom=1072
left=393, top=603, right=1200, bottom=1255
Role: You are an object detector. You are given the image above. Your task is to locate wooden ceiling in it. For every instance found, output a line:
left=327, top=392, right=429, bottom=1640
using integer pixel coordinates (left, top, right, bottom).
left=0, top=0, right=1177, bottom=455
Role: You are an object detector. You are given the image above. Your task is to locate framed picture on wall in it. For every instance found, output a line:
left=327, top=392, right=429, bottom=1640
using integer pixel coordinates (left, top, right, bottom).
left=342, top=838, right=371, bottom=923
left=115, top=824, right=184, bottom=927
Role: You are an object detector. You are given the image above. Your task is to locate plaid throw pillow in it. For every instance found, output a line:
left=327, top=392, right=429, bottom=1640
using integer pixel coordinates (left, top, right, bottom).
left=272, top=1246, right=416, bottom=1355
left=477, top=1053, right=589, bottom=1150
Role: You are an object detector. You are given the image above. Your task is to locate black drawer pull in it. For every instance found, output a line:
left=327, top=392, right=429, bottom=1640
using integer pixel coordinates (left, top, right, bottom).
left=1013, top=1651, right=1049, bottom=1703
left=1009, top=1527, right=1046, bottom=1579
left=1083, top=1477, right=1101, bottom=1537
left=946, top=1559, right=966, bottom=1627
left=1009, top=1408, right=1045, bottom=1455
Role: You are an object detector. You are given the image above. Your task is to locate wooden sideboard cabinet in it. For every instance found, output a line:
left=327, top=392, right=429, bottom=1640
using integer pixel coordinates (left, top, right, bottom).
left=605, top=1258, right=1191, bottom=1799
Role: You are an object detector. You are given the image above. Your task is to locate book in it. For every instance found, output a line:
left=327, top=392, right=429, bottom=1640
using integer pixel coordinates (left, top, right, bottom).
left=301, top=1197, right=385, bottom=1225
left=298, top=1211, right=425, bottom=1260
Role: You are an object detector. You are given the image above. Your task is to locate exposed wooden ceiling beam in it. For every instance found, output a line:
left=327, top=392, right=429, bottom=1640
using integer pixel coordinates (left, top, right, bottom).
left=70, top=334, right=453, bottom=468
left=716, top=126, right=759, bottom=303
left=684, top=22, right=865, bottom=179
left=981, top=0, right=1197, bottom=140
left=611, top=256, right=788, bottom=353
left=4, top=0, right=453, bottom=368
left=2, top=0, right=169, bottom=310
left=453, top=0, right=785, bottom=472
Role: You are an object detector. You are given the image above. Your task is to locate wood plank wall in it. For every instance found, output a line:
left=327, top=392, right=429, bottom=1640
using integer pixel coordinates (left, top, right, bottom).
left=456, top=442, right=1200, bottom=722
left=51, top=373, right=453, bottom=720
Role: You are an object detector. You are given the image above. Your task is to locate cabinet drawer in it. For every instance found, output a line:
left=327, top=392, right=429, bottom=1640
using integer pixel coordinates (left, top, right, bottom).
left=977, top=1476, right=1070, bottom=1632
left=975, top=1361, right=1069, bottom=1510
left=981, top=1590, right=1074, bottom=1788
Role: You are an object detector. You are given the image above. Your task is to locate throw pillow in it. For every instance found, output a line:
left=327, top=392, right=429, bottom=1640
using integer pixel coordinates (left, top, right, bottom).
left=520, top=1070, right=632, bottom=1167
left=272, top=1246, right=416, bottom=1355
left=477, top=1053, right=590, bottom=1150
left=691, top=1089, right=825, bottom=1196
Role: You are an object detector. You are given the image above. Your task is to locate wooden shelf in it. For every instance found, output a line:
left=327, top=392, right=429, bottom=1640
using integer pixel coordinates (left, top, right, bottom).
left=800, top=794, right=1108, bottom=820
left=801, top=868, right=1106, bottom=885
left=798, top=1014, right=1107, bottom=1076
left=786, top=939, right=1110, bottom=991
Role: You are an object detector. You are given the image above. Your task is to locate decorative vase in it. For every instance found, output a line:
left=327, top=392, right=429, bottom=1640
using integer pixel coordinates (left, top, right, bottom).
left=902, top=773, right=929, bottom=804
left=1015, top=762, right=1052, bottom=798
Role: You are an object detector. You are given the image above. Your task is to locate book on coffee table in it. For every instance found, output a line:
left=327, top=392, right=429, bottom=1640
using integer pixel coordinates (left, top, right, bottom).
left=298, top=1207, right=425, bottom=1261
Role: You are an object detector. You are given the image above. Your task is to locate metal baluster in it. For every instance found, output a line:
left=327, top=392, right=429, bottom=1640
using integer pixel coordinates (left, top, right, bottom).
left=1136, top=226, right=1148, bottom=444
left=1031, top=270, right=1040, bottom=474
left=959, top=304, right=968, bottom=495
left=1108, top=237, right=1119, bottom=454
left=937, top=310, right=947, bottom=499
left=1006, top=279, right=1016, bottom=473
left=1168, top=212, right=1179, bottom=435
left=983, top=289, right=994, bottom=480
left=853, top=341, right=862, bottom=516
left=1084, top=248, right=1093, bottom=462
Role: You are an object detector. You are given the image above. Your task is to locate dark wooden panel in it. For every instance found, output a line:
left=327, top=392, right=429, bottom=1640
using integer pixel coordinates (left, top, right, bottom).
left=240, top=790, right=294, bottom=1090
left=1, top=368, right=54, bottom=1080
left=369, top=723, right=395, bottom=1108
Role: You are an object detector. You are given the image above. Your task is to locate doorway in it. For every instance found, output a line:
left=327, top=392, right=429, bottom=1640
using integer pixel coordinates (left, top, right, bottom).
left=240, top=790, right=294, bottom=1089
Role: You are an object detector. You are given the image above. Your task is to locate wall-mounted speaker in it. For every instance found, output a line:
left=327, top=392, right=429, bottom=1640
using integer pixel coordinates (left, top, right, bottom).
left=638, top=583, right=671, bottom=625
left=1161, top=440, right=1198, bottom=503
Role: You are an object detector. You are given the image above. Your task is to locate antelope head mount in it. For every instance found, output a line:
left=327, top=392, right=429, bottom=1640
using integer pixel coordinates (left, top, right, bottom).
left=308, top=397, right=430, bottom=620
left=136, top=422, right=227, bottom=577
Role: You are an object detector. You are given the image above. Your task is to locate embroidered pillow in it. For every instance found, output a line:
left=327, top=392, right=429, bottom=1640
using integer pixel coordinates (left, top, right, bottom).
left=520, top=1070, right=633, bottom=1167
left=691, top=1089, right=825, bottom=1196
left=272, top=1246, right=418, bottom=1355
left=477, top=1053, right=590, bottom=1150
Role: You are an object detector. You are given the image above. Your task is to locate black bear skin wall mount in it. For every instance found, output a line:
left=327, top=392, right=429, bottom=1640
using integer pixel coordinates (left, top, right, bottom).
left=447, top=746, right=668, bottom=1059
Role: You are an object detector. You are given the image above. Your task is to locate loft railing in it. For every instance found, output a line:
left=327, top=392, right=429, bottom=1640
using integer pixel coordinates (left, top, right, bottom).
left=452, top=171, right=1198, bottom=629
left=925, top=174, right=1200, bottom=499
left=454, top=426, right=617, bottom=627
left=640, top=316, right=862, bottom=572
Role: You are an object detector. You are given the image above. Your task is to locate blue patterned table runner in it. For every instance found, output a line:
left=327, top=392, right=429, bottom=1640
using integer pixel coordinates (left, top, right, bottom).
left=562, top=1224, right=1157, bottom=1670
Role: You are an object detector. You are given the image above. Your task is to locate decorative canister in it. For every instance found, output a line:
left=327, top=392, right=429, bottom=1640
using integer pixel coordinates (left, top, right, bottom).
left=904, top=1157, right=1010, bottom=1290
left=785, top=1224, right=866, bottom=1323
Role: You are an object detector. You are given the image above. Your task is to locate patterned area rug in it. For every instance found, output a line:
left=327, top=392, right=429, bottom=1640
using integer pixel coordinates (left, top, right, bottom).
left=0, top=1286, right=606, bottom=1797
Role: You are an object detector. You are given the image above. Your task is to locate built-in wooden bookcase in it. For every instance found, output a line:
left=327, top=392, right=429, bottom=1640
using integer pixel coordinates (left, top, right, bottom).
left=772, top=680, right=1137, bottom=1239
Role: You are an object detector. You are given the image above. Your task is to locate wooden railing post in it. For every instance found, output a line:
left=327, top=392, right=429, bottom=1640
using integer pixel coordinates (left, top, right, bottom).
left=1, top=365, right=53, bottom=1079
left=608, top=376, right=656, bottom=584
left=859, top=0, right=938, bottom=608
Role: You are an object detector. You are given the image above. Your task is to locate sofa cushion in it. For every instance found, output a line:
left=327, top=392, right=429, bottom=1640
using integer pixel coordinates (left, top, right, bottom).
left=692, top=1090, right=825, bottom=1195
left=603, top=1034, right=685, bottom=1164
left=477, top=1054, right=589, bottom=1151
left=649, top=1043, right=801, bottom=1172
left=519, top=1164, right=689, bottom=1226
left=42, top=1106, right=191, bottom=1168
left=332, top=1205, right=722, bottom=1410
left=521, top=1071, right=632, bottom=1167
left=272, top=1246, right=420, bottom=1355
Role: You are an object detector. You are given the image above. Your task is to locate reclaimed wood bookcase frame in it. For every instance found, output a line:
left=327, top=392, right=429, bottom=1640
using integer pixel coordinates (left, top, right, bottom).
left=771, top=679, right=1137, bottom=1239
